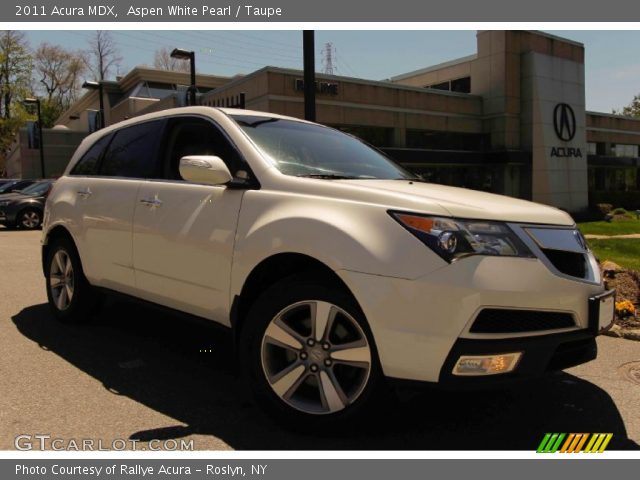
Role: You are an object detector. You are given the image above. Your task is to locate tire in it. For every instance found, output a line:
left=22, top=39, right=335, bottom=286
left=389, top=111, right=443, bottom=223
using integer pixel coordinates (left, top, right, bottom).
left=17, top=208, right=42, bottom=230
left=44, top=237, right=99, bottom=323
left=240, top=273, right=388, bottom=430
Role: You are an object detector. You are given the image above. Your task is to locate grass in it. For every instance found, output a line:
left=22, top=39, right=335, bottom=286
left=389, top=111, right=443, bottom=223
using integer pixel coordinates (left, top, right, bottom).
left=587, top=238, right=640, bottom=271
left=578, top=216, right=640, bottom=236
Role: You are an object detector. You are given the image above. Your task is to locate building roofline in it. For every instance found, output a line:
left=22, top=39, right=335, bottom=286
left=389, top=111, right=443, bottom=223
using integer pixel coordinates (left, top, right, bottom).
left=202, top=65, right=482, bottom=100
left=587, top=110, right=640, bottom=122
left=523, top=30, right=584, bottom=48
left=386, top=54, right=477, bottom=82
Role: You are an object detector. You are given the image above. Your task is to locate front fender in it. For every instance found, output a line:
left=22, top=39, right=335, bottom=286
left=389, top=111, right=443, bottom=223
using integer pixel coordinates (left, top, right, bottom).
left=230, top=190, right=446, bottom=296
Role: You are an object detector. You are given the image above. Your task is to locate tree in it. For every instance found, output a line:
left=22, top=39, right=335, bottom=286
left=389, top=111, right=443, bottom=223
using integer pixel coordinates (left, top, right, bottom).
left=86, top=31, right=121, bottom=81
left=34, top=42, right=86, bottom=111
left=153, top=47, right=190, bottom=73
left=0, top=31, right=32, bottom=119
left=613, top=94, right=640, bottom=118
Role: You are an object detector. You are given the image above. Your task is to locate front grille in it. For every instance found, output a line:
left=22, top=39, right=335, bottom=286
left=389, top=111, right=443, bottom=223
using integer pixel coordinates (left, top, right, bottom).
left=471, top=308, right=575, bottom=334
left=541, top=248, right=588, bottom=279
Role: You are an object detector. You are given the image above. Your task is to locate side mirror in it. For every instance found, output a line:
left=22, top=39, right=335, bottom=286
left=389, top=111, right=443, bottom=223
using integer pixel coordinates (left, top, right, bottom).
left=179, top=155, right=233, bottom=186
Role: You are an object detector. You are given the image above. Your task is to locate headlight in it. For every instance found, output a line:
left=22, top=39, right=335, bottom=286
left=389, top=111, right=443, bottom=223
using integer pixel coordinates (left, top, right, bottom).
left=390, top=211, right=534, bottom=262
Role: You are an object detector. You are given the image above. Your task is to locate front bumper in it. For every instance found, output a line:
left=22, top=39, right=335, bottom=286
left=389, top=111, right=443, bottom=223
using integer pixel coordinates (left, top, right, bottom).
left=337, top=255, right=609, bottom=384
left=0, top=207, right=17, bottom=225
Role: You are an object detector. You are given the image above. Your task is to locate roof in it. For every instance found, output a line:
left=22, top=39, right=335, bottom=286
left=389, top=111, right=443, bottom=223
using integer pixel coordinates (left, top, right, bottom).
left=387, top=54, right=477, bottom=82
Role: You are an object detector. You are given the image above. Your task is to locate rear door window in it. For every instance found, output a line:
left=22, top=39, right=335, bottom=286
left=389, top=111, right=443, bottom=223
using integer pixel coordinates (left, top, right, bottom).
left=100, top=120, right=164, bottom=178
left=71, top=134, right=112, bottom=176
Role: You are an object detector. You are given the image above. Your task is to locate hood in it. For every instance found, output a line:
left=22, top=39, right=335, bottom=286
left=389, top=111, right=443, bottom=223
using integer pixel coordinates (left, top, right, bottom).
left=337, top=179, right=574, bottom=226
left=0, top=192, right=27, bottom=201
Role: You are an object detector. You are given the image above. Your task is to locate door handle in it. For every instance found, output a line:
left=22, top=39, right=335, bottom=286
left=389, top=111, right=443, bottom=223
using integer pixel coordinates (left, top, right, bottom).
left=77, top=187, right=92, bottom=198
left=140, top=196, right=163, bottom=207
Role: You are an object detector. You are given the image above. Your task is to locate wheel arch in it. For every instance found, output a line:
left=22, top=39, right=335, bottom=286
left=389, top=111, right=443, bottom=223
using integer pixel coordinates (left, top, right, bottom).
left=41, top=225, right=77, bottom=277
left=231, top=252, right=360, bottom=344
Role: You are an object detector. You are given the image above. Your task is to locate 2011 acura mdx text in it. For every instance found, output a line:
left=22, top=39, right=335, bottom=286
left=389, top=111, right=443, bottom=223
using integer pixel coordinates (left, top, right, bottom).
left=42, top=107, right=615, bottom=427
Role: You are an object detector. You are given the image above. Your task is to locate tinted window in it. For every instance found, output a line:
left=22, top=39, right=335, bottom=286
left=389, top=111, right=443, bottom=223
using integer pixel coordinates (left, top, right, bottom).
left=162, top=117, right=243, bottom=181
left=71, top=134, right=112, bottom=176
left=100, top=121, right=163, bottom=178
left=0, top=180, right=33, bottom=193
left=20, top=181, right=52, bottom=196
left=0, top=181, right=18, bottom=193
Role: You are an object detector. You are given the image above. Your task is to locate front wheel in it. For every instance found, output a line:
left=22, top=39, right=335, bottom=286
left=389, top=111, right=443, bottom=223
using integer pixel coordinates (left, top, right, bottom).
left=240, top=274, right=387, bottom=429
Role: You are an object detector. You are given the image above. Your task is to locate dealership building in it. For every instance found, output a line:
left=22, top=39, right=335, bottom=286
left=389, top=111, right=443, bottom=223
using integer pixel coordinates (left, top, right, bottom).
left=8, top=30, right=640, bottom=213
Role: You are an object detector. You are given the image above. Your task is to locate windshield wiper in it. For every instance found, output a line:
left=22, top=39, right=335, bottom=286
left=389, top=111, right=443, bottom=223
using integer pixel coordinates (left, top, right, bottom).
left=296, top=174, right=361, bottom=180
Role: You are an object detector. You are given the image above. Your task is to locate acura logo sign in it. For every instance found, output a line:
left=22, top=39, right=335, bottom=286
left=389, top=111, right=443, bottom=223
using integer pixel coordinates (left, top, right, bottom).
left=553, top=103, right=576, bottom=141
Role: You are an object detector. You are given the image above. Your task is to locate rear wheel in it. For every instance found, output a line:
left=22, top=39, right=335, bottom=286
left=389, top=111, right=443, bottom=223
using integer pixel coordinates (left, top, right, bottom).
left=240, top=274, right=386, bottom=429
left=18, top=208, right=42, bottom=229
left=45, top=237, right=99, bottom=323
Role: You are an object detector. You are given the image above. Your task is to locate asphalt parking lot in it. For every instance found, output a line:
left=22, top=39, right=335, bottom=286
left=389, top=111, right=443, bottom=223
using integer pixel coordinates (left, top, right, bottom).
left=1, top=228, right=639, bottom=451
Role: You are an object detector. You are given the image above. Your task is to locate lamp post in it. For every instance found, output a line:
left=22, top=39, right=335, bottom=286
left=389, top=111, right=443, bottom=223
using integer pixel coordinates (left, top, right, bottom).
left=171, top=48, right=197, bottom=106
left=23, top=98, right=45, bottom=179
left=82, top=80, right=104, bottom=129
left=303, top=31, right=316, bottom=122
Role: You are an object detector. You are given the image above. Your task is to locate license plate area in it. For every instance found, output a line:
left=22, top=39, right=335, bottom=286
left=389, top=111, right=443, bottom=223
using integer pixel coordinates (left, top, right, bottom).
left=588, top=289, right=616, bottom=334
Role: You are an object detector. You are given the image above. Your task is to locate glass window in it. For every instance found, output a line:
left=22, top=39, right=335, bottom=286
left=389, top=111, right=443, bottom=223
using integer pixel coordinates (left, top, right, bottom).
left=100, top=121, right=163, bottom=178
left=406, top=129, right=489, bottom=151
left=451, top=77, right=471, bottom=93
left=232, top=115, right=414, bottom=180
left=332, top=125, right=394, bottom=147
left=162, top=117, right=244, bottom=181
left=0, top=181, right=19, bottom=193
left=71, top=134, right=112, bottom=176
left=426, top=81, right=450, bottom=91
left=613, top=144, right=639, bottom=158
left=19, top=181, right=52, bottom=196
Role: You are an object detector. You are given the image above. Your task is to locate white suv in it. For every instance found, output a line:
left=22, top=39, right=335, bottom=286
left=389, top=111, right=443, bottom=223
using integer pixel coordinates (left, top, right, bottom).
left=42, top=107, right=614, bottom=426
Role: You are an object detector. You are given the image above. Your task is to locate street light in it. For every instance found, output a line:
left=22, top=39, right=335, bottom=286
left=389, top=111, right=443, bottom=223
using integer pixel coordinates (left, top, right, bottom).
left=23, top=97, right=45, bottom=179
left=82, top=80, right=105, bottom=130
left=303, top=31, right=316, bottom=122
left=170, top=48, right=196, bottom=106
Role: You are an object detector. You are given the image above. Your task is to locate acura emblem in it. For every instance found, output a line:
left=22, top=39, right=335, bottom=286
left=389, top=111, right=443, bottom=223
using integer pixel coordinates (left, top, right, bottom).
left=553, top=103, right=576, bottom=141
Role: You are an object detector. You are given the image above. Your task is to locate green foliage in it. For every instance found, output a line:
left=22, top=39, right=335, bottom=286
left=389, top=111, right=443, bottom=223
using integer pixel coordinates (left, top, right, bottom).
left=588, top=239, right=640, bottom=272
left=39, top=99, right=65, bottom=128
left=613, top=94, right=640, bottom=118
left=579, top=217, right=640, bottom=236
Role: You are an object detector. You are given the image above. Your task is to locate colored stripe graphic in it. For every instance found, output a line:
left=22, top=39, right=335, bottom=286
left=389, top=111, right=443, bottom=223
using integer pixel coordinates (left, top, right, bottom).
left=537, top=433, right=565, bottom=453
left=537, top=433, right=612, bottom=453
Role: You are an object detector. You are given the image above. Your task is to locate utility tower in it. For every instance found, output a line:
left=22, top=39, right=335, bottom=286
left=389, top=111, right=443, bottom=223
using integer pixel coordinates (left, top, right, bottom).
left=321, top=42, right=336, bottom=75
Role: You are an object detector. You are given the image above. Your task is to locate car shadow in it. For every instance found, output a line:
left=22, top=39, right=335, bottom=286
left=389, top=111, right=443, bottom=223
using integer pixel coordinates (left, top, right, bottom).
left=12, top=300, right=639, bottom=450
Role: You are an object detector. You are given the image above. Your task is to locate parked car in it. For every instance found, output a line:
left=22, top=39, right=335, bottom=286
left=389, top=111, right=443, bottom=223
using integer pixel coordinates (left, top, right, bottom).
left=0, top=179, right=35, bottom=196
left=42, top=107, right=614, bottom=427
left=0, top=180, right=54, bottom=229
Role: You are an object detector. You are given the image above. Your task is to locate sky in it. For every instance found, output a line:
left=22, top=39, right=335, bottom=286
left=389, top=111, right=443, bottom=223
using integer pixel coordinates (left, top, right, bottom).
left=23, top=30, right=640, bottom=113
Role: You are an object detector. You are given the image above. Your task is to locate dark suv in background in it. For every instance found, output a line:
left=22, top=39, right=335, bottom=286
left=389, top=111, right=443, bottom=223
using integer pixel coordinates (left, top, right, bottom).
left=0, top=180, right=54, bottom=230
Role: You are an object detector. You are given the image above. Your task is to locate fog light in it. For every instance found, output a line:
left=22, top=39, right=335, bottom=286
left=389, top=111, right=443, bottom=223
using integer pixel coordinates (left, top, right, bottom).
left=453, top=352, right=522, bottom=376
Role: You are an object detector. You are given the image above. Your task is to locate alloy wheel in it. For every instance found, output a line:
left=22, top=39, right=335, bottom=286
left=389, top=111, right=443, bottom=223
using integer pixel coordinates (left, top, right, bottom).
left=21, top=211, right=40, bottom=229
left=260, top=300, right=372, bottom=415
left=49, top=250, right=74, bottom=311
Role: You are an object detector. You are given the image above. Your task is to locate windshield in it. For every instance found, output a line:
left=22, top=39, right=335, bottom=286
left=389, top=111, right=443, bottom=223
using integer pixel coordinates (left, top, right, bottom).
left=231, top=115, right=415, bottom=180
left=0, top=181, right=17, bottom=193
left=18, top=181, right=51, bottom=196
